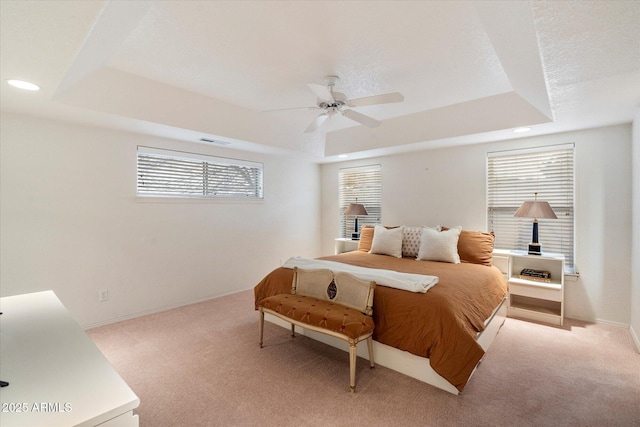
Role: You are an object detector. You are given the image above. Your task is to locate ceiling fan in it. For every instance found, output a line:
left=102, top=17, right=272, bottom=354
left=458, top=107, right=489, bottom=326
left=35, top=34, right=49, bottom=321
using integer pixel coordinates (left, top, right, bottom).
left=269, top=75, right=404, bottom=133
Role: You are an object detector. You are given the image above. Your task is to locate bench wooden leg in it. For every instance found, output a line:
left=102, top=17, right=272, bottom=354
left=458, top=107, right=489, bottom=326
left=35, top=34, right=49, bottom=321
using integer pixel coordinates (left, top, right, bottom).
left=258, top=306, right=373, bottom=393
left=349, top=343, right=357, bottom=393
left=367, top=336, right=375, bottom=368
left=259, top=309, right=264, bottom=348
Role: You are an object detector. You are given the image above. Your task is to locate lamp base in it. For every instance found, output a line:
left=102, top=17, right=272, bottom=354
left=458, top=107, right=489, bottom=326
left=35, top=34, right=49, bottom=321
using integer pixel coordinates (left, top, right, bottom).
left=528, top=243, right=542, bottom=255
left=351, top=232, right=360, bottom=240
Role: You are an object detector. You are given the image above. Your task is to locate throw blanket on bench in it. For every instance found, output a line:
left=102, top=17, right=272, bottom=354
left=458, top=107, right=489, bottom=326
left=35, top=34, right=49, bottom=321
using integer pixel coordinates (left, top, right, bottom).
left=282, top=256, right=438, bottom=293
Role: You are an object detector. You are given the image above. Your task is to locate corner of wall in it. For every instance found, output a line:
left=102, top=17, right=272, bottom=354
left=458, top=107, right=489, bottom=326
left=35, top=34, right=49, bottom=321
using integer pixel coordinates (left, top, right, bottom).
left=631, top=109, right=640, bottom=350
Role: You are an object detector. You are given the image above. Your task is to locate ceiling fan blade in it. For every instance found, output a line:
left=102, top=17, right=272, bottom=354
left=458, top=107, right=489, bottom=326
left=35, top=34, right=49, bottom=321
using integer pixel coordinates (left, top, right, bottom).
left=342, top=109, right=381, bottom=128
left=347, top=92, right=404, bottom=108
left=307, top=83, right=335, bottom=103
left=304, top=113, right=329, bottom=133
left=261, top=106, right=319, bottom=113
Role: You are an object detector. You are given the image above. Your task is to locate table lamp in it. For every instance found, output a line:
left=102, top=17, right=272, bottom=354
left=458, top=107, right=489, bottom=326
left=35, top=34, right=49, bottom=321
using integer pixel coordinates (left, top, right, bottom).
left=344, top=198, right=368, bottom=240
left=514, top=192, right=557, bottom=255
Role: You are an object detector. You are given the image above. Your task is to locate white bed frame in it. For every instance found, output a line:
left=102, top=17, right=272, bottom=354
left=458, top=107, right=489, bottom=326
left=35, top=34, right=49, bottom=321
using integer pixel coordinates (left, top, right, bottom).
left=263, top=297, right=507, bottom=395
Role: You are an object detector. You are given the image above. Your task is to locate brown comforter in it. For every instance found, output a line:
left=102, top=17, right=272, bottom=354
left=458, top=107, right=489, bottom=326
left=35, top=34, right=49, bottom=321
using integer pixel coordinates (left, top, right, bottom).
left=254, top=251, right=507, bottom=392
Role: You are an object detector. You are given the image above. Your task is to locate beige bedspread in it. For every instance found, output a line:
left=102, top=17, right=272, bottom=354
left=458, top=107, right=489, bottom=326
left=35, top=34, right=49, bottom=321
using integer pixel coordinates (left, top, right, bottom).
left=254, top=251, right=507, bottom=392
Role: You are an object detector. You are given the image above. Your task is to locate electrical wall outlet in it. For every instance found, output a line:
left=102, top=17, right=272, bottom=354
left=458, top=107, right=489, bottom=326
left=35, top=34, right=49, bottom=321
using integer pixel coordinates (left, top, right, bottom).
left=98, top=289, right=109, bottom=302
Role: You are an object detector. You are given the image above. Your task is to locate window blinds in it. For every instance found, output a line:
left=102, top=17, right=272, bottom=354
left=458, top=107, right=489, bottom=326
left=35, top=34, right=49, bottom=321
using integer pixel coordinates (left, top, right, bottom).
left=487, top=144, right=575, bottom=271
left=338, top=165, right=382, bottom=238
left=137, top=147, right=263, bottom=199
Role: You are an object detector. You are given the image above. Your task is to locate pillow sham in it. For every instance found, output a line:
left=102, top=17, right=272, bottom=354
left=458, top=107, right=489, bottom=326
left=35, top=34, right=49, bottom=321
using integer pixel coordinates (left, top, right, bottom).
left=417, top=226, right=462, bottom=264
left=458, top=230, right=495, bottom=266
left=369, top=225, right=404, bottom=258
left=441, top=227, right=495, bottom=266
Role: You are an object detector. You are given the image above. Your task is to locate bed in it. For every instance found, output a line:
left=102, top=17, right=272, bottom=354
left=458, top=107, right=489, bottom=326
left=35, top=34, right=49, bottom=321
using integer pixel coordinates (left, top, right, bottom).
left=254, top=226, right=508, bottom=394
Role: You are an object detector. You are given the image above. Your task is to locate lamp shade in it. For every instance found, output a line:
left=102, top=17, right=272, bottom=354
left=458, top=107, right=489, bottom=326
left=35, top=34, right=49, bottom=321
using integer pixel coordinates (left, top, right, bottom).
left=344, top=203, right=368, bottom=216
left=513, top=201, right=557, bottom=219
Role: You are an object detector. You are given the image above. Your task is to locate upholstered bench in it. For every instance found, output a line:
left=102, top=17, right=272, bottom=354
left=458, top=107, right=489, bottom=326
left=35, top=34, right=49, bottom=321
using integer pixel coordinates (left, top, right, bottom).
left=258, top=267, right=376, bottom=392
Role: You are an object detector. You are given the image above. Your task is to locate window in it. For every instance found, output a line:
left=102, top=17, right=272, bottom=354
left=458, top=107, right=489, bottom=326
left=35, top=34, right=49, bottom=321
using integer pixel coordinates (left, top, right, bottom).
left=137, top=146, right=263, bottom=199
left=487, top=144, right=575, bottom=272
left=339, top=165, right=382, bottom=238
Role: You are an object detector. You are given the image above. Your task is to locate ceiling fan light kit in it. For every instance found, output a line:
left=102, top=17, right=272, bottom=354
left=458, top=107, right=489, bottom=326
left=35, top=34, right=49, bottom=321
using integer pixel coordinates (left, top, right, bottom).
left=281, top=75, right=404, bottom=133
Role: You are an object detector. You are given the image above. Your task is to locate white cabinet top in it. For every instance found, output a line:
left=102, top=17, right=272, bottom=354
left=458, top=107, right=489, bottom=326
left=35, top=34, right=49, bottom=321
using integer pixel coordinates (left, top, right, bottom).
left=508, top=250, right=565, bottom=260
left=0, top=291, right=139, bottom=427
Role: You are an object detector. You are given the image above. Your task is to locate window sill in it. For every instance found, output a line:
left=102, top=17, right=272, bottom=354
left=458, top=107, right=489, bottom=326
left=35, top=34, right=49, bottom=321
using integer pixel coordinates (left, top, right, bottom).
left=135, top=196, right=264, bottom=204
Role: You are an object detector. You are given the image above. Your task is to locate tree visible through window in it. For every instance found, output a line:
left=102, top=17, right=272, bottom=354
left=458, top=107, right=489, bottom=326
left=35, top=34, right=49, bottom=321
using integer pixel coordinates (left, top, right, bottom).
left=487, top=144, right=575, bottom=272
left=137, top=146, right=263, bottom=199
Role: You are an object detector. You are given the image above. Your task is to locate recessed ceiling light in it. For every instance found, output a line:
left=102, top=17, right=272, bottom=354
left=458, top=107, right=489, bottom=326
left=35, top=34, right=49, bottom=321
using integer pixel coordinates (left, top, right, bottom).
left=513, top=127, right=531, bottom=133
left=7, top=79, right=40, bottom=91
left=338, top=154, right=348, bottom=158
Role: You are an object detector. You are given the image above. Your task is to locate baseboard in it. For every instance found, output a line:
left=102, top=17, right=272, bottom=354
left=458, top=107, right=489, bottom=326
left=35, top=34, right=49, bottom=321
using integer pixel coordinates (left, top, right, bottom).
left=82, top=286, right=254, bottom=330
left=564, top=315, right=629, bottom=329
left=630, top=325, right=640, bottom=354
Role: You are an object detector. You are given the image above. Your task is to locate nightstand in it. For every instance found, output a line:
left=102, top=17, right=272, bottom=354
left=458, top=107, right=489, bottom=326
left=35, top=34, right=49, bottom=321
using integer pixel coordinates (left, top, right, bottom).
left=507, top=251, right=565, bottom=326
left=335, top=238, right=359, bottom=254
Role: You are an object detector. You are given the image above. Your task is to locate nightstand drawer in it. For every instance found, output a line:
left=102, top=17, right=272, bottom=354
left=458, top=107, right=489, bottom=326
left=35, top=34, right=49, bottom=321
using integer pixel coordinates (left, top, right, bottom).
left=509, top=281, right=562, bottom=302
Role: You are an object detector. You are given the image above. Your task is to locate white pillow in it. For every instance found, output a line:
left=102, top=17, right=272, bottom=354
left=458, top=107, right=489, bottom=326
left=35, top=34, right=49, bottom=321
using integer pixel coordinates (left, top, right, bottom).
left=402, top=225, right=442, bottom=257
left=417, top=226, right=462, bottom=263
left=369, top=225, right=404, bottom=258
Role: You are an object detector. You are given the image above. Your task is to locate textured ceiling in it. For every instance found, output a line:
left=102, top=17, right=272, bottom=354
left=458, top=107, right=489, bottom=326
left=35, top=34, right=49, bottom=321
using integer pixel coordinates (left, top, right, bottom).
left=1, top=0, right=638, bottom=162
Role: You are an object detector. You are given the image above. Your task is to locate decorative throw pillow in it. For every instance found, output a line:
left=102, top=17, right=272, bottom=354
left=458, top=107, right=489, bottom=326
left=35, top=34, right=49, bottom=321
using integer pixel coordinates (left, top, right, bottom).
left=458, top=230, right=495, bottom=266
left=417, top=226, right=462, bottom=263
left=402, top=226, right=424, bottom=258
left=357, top=226, right=375, bottom=252
left=441, top=227, right=496, bottom=266
left=369, top=225, right=404, bottom=258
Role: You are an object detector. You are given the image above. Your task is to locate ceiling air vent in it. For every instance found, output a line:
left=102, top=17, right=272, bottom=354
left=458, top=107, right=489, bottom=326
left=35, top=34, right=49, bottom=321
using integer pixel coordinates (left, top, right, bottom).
left=199, top=138, right=230, bottom=146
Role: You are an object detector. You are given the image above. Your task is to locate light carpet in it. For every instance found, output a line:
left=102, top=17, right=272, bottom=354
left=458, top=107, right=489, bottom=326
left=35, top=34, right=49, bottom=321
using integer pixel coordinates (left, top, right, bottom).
left=87, top=290, right=640, bottom=426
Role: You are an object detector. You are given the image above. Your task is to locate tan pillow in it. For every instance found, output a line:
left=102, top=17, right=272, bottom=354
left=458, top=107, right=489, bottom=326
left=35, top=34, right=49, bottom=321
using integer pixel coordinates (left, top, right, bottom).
left=442, top=227, right=495, bottom=266
left=458, top=230, right=495, bottom=266
left=358, top=226, right=375, bottom=252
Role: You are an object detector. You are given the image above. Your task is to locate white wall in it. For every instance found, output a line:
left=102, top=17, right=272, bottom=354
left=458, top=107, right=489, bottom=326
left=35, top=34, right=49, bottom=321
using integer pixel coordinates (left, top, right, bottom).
left=2, top=113, right=634, bottom=329
left=631, top=110, right=640, bottom=350
left=0, top=113, right=321, bottom=327
left=321, top=124, right=633, bottom=326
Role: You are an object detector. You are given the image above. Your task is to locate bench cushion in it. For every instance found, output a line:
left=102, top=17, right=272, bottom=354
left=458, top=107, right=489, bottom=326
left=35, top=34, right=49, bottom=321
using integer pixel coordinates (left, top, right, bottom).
left=258, top=294, right=374, bottom=340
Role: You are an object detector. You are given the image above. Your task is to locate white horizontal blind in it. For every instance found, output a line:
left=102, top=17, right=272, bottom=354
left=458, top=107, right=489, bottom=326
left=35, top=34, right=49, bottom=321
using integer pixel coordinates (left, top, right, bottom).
left=137, top=147, right=263, bottom=199
left=339, top=165, right=382, bottom=238
left=487, top=144, right=574, bottom=271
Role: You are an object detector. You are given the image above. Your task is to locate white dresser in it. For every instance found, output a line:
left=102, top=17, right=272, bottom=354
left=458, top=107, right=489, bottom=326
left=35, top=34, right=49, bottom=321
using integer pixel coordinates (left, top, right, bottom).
left=0, top=291, right=139, bottom=427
